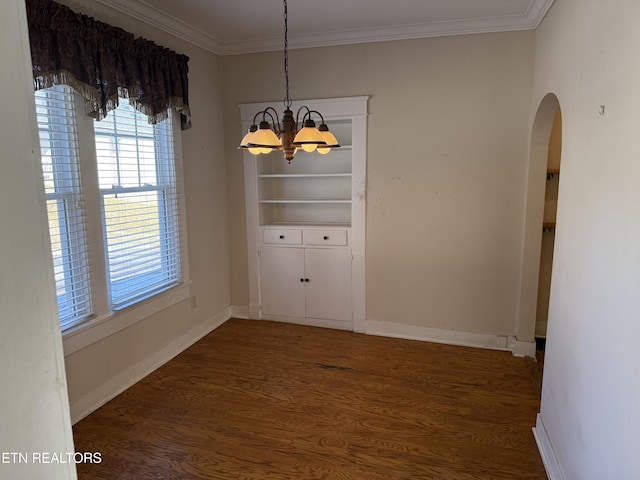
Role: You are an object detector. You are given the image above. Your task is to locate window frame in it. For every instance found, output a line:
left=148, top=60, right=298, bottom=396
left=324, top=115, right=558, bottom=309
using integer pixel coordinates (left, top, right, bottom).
left=36, top=88, right=190, bottom=356
left=95, top=102, right=182, bottom=310
left=35, top=87, right=93, bottom=329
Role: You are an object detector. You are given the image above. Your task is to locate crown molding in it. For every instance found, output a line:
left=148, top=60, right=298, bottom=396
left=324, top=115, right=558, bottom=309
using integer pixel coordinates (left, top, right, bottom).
left=526, top=0, right=556, bottom=25
left=96, top=0, right=555, bottom=56
left=95, top=0, right=227, bottom=54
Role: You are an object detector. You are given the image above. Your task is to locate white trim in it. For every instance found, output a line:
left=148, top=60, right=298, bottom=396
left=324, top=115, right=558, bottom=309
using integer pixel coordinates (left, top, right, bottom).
left=243, top=149, right=261, bottom=322
left=350, top=113, right=367, bottom=329
left=248, top=303, right=261, bottom=320
left=231, top=11, right=547, bottom=55
left=365, top=319, right=515, bottom=352
left=525, top=0, right=556, bottom=25
left=239, top=96, right=370, bottom=123
left=95, top=0, right=554, bottom=56
left=69, top=308, right=231, bottom=424
left=512, top=339, right=537, bottom=357
left=230, top=307, right=535, bottom=357
left=171, top=108, right=191, bottom=298
left=352, top=315, right=366, bottom=334
left=533, top=413, right=566, bottom=480
left=260, top=314, right=353, bottom=332
left=95, top=0, right=226, bottom=54
left=241, top=96, right=368, bottom=335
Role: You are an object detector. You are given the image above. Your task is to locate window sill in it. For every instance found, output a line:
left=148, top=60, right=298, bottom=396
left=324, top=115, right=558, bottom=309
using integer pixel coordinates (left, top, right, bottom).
left=61, top=281, right=191, bottom=357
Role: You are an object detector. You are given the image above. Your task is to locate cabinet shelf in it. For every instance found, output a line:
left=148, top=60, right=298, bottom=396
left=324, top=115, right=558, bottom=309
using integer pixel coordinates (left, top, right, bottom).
left=260, top=199, right=352, bottom=204
left=259, top=173, right=352, bottom=179
left=261, top=221, right=351, bottom=227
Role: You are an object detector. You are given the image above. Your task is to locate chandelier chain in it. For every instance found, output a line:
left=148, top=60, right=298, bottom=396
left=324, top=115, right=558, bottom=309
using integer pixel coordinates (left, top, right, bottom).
left=239, top=0, right=337, bottom=162
left=283, top=0, right=292, bottom=109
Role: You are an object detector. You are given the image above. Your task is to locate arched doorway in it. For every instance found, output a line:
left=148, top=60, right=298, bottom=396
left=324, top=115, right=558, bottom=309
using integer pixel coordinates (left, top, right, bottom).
left=516, top=93, right=562, bottom=358
left=536, top=108, right=562, bottom=341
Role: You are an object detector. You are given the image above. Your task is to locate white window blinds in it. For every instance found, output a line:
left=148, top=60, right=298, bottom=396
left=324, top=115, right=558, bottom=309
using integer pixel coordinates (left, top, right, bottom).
left=35, top=86, right=93, bottom=329
left=94, top=102, right=181, bottom=309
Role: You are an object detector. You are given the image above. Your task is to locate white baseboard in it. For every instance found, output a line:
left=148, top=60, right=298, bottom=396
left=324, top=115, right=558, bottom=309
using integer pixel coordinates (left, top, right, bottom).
left=365, top=319, right=516, bottom=353
left=234, top=306, right=536, bottom=357
left=260, top=314, right=353, bottom=331
left=512, top=339, right=537, bottom=357
left=352, top=315, right=366, bottom=334
left=533, top=413, right=565, bottom=480
left=69, top=308, right=231, bottom=424
left=230, top=305, right=249, bottom=319
left=248, top=303, right=260, bottom=320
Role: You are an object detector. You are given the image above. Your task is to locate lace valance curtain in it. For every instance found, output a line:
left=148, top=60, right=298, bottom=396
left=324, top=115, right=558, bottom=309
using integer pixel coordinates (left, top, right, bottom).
left=26, top=0, right=191, bottom=129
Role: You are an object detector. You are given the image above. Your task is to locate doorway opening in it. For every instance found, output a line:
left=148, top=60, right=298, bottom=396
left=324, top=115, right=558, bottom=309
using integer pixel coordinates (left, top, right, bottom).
left=517, top=93, right=562, bottom=387
left=535, top=106, right=561, bottom=364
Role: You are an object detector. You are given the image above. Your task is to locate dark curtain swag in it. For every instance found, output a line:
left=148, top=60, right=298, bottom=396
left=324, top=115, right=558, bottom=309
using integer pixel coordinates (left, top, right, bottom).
left=26, top=0, right=191, bottom=130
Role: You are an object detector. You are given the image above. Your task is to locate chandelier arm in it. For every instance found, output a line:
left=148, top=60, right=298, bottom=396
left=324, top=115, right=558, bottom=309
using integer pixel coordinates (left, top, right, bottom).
left=253, top=109, right=275, bottom=127
left=307, top=110, right=325, bottom=124
left=263, top=107, right=282, bottom=133
left=251, top=111, right=264, bottom=126
left=260, top=111, right=276, bottom=131
left=295, top=106, right=312, bottom=129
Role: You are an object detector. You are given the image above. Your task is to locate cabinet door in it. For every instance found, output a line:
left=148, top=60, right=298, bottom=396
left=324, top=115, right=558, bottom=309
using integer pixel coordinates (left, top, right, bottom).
left=304, top=249, right=352, bottom=321
left=260, top=247, right=306, bottom=317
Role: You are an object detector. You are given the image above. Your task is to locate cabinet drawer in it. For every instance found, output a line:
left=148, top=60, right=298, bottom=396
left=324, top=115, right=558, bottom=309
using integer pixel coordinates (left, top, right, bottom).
left=304, top=229, right=348, bottom=246
left=263, top=228, right=302, bottom=245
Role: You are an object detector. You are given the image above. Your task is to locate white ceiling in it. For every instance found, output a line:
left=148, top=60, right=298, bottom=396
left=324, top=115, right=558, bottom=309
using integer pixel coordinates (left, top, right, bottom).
left=96, top=0, right=555, bottom=55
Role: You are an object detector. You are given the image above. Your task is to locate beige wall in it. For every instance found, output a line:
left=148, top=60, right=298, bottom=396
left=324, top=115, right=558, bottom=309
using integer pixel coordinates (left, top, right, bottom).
left=51, top=0, right=230, bottom=410
left=223, top=31, right=534, bottom=336
left=12, top=1, right=639, bottom=475
left=534, top=0, right=640, bottom=478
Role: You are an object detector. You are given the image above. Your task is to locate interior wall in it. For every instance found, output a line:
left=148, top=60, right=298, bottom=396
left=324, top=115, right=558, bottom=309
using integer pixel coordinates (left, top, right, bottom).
left=223, top=31, right=534, bottom=337
left=0, top=1, right=76, bottom=478
left=533, top=0, right=640, bottom=477
left=39, top=0, right=231, bottom=413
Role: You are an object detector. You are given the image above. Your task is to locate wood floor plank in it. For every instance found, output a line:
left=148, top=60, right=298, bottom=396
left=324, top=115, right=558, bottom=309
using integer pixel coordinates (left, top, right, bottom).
left=73, top=319, right=547, bottom=479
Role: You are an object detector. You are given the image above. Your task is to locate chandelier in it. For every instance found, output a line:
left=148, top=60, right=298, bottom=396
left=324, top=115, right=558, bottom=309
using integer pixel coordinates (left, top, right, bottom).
left=238, top=0, right=340, bottom=163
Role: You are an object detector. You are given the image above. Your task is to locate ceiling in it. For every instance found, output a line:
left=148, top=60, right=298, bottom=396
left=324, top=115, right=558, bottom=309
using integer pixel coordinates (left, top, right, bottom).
left=96, top=0, right=555, bottom=55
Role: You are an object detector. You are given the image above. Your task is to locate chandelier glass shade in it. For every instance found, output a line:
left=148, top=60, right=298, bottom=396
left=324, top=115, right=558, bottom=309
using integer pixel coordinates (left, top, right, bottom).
left=238, top=0, right=340, bottom=163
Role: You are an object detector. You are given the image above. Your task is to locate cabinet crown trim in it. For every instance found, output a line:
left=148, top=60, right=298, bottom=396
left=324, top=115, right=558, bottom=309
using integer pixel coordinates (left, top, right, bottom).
left=239, top=96, right=369, bottom=122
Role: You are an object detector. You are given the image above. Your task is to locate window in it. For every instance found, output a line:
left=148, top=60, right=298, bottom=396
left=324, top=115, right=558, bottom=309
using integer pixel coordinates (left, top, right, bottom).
left=35, top=86, right=186, bottom=333
left=94, top=103, right=181, bottom=309
left=35, top=86, right=92, bottom=330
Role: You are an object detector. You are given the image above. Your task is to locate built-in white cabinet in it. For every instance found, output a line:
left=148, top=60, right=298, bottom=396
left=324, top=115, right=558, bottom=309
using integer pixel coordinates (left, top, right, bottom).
left=241, top=96, right=368, bottom=332
left=260, top=244, right=352, bottom=321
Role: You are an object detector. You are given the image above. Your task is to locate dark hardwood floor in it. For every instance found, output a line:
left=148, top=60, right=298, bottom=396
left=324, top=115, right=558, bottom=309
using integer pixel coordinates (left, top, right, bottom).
left=73, top=319, right=547, bottom=479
